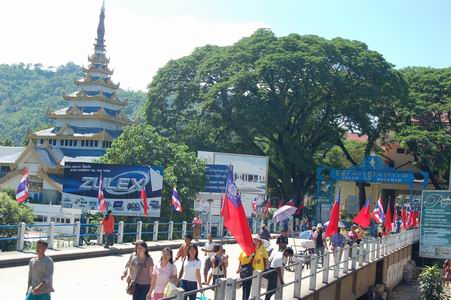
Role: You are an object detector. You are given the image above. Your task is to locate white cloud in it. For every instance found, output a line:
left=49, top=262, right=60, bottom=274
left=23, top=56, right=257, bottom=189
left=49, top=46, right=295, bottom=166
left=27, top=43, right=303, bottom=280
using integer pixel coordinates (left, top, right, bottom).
left=0, top=1, right=269, bottom=91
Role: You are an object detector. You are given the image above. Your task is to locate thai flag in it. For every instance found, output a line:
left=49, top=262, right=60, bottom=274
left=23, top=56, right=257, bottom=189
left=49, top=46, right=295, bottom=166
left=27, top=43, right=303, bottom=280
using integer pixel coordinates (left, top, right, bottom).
left=98, top=174, right=107, bottom=212
left=16, top=168, right=29, bottom=203
left=171, top=187, right=183, bottom=213
left=371, top=196, right=385, bottom=224
left=252, top=197, right=257, bottom=213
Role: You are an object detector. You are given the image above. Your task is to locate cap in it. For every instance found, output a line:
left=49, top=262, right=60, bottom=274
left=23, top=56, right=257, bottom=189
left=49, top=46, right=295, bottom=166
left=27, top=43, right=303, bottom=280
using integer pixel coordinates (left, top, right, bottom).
left=317, top=223, right=323, bottom=228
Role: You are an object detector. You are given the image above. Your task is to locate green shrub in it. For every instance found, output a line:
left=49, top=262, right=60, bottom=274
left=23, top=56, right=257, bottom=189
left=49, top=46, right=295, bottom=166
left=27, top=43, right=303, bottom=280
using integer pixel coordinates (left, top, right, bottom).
left=418, top=264, right=444, bottom=300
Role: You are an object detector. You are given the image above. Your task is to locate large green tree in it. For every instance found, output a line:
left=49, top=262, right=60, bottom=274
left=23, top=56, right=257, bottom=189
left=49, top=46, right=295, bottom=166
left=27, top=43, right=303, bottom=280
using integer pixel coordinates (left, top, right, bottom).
left=100, top=125, right=207, bottom=221
left=146, top=29, right=408, bottom=204
left=397, top=67, right=451, bottom=189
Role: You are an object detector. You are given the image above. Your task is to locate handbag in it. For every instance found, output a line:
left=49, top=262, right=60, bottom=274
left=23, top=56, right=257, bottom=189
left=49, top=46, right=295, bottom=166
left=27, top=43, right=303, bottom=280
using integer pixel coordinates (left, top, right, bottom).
left=126, top=257, right=148, bottom=295
left=239, top=255, right=254, bottom=279
left=163, top=282, right=178, bottom=298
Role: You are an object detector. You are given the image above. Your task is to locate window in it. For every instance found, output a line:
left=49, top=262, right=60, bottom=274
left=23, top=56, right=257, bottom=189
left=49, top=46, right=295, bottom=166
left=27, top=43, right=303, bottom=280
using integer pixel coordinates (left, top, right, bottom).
left=94, top=141, right=98, bottom=147
left=90, top=140, right=94, bottom=147
left=0, top=166, right=11, bottom=172
left=69, top=140, right=73, bottom=146
left=60, top=140, right=64, bottom=146
left=51, top=217, right=56, bottom=222
left=65, top=218, right=70, bottom=224
left=396, top=148, right=406, bottom=154
left=74, top=140, right=78, bottom=146
left=81, top=140, right=85, bottom=147
left=40, top=139, right=43, bottom=144
left=102, top=141, right=105, bottom=148
left=56, top=218, right=61, bottom=223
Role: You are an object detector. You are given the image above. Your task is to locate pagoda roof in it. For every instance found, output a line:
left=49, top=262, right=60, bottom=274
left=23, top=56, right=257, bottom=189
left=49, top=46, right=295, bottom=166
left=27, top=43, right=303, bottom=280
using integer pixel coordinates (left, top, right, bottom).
left=63, top=90, right=127, bottom=106
left=33, top=126, right=122, bottom=139
left=51, top=106, right=121, bottom=118
left=0, top=146, right=25, bottom=164
left=75, top=77, right=119, bottom=89
left=83, top=64, right=113, bottom=75
left=88, top=54, right=110, bottom=64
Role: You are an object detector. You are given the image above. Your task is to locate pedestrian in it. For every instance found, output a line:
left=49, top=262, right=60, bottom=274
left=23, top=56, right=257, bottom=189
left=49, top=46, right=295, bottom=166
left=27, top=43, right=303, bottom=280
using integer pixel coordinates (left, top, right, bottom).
left=313, top=224, right=325, bottom=266
left=210, top=245, right=225, bottom=284
left=330, top=228, right=346, bottom=262
left=179, top=245, right=203, bottom=300
left=347, top=224, right=359, bottom=246
left=200, top=234, right=216, bottom=283
left=149, top=247, right=177, bottom=300
left=301, top=219, right=308, bottom=232
left=237, top=249, right=254, bottom=300
left=253, top=235, right=269, bottom=272
left=444, top=259, right=451, bottom=287
left=26, top=240, right=54, bottom=300
left=175, top=234, right=192, bottom=262
left=276, top=229, right=289, bottom=251
left=102, top=210, right=115, bottom=248
left=127, top=240, right=154, bottom=300
left=259, top=224, right=271, bottom=241
left=192, top=215, right=203, bottom=241
left=121, top=242, right=139, bottom=282
left=264, top=247, right=294, bottom=300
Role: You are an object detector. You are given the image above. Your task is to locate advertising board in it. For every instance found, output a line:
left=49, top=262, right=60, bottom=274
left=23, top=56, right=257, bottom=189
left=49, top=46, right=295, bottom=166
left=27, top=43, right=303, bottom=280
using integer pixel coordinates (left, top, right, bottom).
left=419, top=190, right=451, bottom=259
left=61, top=162, right=163, bottom=217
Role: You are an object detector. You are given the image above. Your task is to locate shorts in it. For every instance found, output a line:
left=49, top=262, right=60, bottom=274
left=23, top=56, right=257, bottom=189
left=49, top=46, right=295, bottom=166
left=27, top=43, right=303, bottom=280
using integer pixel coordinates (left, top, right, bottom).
left=204, top=257, right=212, bottom=274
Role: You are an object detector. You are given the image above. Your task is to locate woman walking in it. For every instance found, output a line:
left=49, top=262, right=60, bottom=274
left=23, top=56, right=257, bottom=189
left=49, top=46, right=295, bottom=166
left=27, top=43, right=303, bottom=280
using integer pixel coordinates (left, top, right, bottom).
left=127, top=240, right=154, bottom=300
left=101, top=210, right=115, bottom=248
left=179, top=245, right=202, bottom=300
left=149, top=247, right=177, bottom=300
left=237, top=249, right=254, bottom=300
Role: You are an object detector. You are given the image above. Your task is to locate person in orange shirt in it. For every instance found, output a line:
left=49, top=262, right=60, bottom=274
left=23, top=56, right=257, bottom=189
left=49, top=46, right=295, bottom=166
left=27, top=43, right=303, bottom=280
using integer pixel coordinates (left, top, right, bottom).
left=175, top=234, right=192, bottom=262
left=102, top=210, right=115, bottom=248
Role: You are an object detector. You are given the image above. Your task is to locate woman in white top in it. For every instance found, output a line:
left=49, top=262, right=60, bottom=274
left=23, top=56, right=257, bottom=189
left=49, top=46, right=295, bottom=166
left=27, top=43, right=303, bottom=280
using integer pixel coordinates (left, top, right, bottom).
left=148, top=247, right=177, bottom=300
left=179, top=245, right=202, bottom=300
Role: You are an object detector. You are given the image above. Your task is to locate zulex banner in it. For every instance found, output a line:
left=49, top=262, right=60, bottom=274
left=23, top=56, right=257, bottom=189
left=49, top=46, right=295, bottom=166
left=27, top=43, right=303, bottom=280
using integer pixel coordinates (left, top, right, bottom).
left=62, top=162, right=164, bottom=217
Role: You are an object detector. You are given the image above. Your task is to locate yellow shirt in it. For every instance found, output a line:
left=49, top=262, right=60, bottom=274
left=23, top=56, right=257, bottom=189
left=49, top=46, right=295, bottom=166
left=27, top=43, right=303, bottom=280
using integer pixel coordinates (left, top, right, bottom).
left=253, top=245, right=268, bottom=272
left=239, top=251, right=253, bottom=266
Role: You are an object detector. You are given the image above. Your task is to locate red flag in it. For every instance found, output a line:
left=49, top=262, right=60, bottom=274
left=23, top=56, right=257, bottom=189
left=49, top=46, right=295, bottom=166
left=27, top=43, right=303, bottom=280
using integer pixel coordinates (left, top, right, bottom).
left=264, top=200, right=270, bottom=218
left=325, top=192, right=340, bottom=238
left=393, top=206, right=398, bottom=227
left=401, top=206, right=407, bottom=230
left=221, top=168, right=256, bottom=255
left=140, top=188, right=148, bottom=216
left=411, top=210, right=418, bottom=228
left=384, top=205, right=392, bottom=235
left=98, top=174, right=107, bottom=212
left=252, top=197, right=257, bottom=213
left=353, top=199, right=371, bottom=228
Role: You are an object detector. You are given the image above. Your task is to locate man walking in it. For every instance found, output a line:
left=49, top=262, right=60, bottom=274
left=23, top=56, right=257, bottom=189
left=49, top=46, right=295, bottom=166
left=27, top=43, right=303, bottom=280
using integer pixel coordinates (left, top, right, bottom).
left=265, top=247, right=294, bottom=300
left=313, top=224, right=325, bottom=266
left=26, top=240, right=54, bottom=300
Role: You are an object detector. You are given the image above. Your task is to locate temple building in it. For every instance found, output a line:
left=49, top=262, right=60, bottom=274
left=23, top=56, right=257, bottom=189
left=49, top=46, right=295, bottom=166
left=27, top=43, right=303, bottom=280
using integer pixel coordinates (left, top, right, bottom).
left=0, top=3, right=129, bottom=210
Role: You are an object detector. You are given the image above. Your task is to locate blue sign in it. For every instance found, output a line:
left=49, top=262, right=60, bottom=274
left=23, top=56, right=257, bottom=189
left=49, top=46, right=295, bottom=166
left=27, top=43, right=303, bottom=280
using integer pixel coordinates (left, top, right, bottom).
left=62, top=162, right=164, bottom=217
left=203, top=164, right=228, bottom=193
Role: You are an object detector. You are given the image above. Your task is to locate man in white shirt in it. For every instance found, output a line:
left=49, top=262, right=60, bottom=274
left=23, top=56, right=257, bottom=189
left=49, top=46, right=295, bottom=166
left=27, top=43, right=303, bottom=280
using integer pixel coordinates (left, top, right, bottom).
left=265, top=247, right=294, bottom=300
left=201, top=234, right=216, bottom=283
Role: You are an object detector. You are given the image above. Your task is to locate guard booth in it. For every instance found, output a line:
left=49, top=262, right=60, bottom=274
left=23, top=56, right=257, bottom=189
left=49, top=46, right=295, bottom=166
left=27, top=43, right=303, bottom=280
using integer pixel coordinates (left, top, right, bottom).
left=315, top=155, right=430, bottom=223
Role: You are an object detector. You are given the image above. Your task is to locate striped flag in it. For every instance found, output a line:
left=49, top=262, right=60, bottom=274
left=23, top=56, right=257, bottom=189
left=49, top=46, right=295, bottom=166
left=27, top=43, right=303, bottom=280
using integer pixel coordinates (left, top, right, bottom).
left=16, top=168, right=29, bottom=203
left=140, top=187, right=148, bottom=216
left=252, top=197, right=257, bottom=213
left=171, top=187, right=183, bottom=213
left=371, top=196, right=385, bottom=224
left=98, top=174, right=107, bottom=212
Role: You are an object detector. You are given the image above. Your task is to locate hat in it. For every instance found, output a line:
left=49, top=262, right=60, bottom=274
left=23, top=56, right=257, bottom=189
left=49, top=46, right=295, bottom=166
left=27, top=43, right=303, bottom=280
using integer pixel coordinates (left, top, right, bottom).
left=253, top=234, right=263, bottom=241
left=317, top=223, right=323, bottom=228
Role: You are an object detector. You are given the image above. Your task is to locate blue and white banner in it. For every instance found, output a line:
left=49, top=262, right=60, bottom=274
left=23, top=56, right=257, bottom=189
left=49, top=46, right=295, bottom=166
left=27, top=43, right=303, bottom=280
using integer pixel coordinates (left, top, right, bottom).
left=62, top=162, right=164, bottom=217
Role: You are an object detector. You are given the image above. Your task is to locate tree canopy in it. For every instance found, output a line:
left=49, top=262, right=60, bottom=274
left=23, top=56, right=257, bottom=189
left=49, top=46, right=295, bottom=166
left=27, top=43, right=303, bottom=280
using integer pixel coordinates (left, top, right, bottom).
left=145, top=29, right=408, bottom=202
left=397, top=67, right=451, bottom=189
left=100, top=125, right=207, bottom=221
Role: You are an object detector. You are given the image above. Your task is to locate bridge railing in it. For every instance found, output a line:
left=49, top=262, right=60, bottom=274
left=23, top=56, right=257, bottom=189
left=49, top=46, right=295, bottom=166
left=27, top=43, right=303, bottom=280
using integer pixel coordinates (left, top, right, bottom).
left=0, top=219, right=235, bottom=251
left=163, top=229, right=419, bottom=300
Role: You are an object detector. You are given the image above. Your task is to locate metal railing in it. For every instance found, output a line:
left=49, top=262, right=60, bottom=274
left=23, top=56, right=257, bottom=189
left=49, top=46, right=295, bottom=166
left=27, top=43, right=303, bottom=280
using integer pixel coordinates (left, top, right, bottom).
left=0, top=219, right=230, bottom=252
left=163, top=229, right=419, bottom=300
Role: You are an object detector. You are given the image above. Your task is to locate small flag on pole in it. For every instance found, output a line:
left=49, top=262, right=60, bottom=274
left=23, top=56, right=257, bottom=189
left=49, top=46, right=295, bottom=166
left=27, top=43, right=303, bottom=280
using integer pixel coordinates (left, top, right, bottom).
left=171, top=187, right=183, bottom=213
left=371, top=196, right=385, bottom=224
left=325, top=191, right=341, bottom=238
left=252, top=197, right=257, bottom=213
left=98, top=174, right=107, bottom=212
left=16, top=168, right=29, bottom=203
left=140, top=187, right=148, bottom=216
left=353, top=198, right=371, bottom=228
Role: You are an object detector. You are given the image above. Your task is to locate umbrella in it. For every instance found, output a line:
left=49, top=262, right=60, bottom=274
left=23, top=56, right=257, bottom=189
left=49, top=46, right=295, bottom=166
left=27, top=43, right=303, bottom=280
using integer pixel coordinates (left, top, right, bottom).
left=272, top=205, right=297, bottom=223
left=323, top=220, right=346, bottom=228
left=299, top=230, right=313, bottom=240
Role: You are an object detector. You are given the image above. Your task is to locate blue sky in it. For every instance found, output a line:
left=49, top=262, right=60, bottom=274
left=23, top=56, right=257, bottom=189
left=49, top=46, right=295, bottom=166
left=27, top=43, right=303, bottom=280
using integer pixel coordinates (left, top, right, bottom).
left=0, top=0, right=449, bottom=90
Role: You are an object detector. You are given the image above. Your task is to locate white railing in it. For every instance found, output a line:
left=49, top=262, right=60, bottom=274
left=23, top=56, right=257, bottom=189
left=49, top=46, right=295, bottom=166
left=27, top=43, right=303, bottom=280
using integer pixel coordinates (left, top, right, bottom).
left=165, top=229, right=419, bottom=300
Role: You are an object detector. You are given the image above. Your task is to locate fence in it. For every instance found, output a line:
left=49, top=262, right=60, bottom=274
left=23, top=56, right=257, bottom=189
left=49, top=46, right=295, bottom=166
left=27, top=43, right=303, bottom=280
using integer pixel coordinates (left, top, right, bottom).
left=163, top=229, right=420, bottom=300
left=0, top=219, right=232, bottom=251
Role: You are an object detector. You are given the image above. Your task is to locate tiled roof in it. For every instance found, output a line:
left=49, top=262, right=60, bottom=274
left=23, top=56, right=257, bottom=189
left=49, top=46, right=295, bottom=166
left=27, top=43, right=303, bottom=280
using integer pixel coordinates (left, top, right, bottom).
left=0, top=146, right=25, bottom=164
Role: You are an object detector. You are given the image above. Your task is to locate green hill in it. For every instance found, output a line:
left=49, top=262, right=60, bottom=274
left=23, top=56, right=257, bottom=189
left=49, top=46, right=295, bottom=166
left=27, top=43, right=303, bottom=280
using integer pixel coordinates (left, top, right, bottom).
left=0, top=63, right=146, bottom=146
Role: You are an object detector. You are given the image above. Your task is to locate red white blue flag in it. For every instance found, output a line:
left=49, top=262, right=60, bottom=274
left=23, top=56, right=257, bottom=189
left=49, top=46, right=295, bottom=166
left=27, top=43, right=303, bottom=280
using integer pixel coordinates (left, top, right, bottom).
left=98, top=174, right=107, bottom=212
left=252, top=197, right=257, bottom=213
left=353, top=198, right=371, bottom=228
left=16, top=168, right=29, bottom=203
left=171, top=187, right=183, bottom=213
left=140, top=187, right=148, bottom=216
left=221, top=167, right=255, bottom=255
left=371, top=196, right=385, bottom=224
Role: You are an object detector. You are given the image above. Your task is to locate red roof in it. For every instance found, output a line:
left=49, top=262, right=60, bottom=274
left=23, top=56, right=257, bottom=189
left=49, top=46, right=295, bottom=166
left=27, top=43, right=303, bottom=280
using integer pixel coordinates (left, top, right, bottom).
left=345, top=132, right=368, bottom=142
